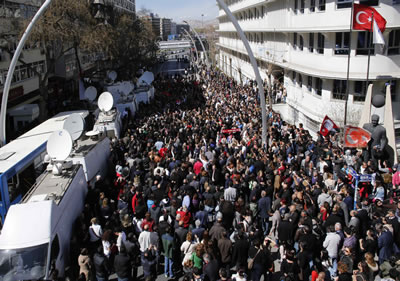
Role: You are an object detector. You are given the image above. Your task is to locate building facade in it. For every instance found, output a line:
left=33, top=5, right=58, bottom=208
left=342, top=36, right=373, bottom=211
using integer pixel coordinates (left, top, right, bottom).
left=0, top=0, right=46, bottom=133
left=217, top=0, right=400, bottom=142
left=161, top=18, right=172, bottom=40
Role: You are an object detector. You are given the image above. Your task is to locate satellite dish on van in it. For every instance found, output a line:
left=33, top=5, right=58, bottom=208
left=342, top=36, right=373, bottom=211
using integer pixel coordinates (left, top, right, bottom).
left=108, top=70, right=117, bottom=82
left=47, top=129, right=73, bottom=161
left=84, top=86, right=97, bottom=102
left=63, top=113, right=85, bottom=141
left=98, top=92, right=114, bottom=112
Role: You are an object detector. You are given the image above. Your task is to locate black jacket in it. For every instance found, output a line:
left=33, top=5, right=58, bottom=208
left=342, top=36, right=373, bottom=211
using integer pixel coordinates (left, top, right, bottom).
left=231, top=238, right=249, bottom=267
left=93, top=253, right=110, bottom=278
left=203, top=259, right=219, bottom=281
left=114, top=253, right=132, bottom=278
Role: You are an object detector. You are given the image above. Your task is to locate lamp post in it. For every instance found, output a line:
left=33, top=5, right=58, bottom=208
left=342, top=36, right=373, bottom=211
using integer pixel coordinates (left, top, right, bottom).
left=215, top=0, right=267, bottom=146
left=0, top=0, right=53, bottom=146
left=183, top=29, right=199, bottom=64
left=183, top=20, right=209, bottom=67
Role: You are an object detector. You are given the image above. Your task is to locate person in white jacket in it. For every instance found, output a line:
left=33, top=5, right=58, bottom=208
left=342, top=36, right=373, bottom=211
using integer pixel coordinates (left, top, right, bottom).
left=138, top=224, right=151, bottom=253
left=318, top=188, right=333, bottom=208
left=323, top=225, right=341, bottom=277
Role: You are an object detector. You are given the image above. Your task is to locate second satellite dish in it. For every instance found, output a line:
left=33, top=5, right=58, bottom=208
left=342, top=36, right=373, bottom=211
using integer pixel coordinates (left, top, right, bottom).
left=47, top=129, right=73, bottom=161
left=98, top=92, right=114, bottom=112
left=84, top=86, right=97, bottom=102
left=63, top=113, right=85, bottom=141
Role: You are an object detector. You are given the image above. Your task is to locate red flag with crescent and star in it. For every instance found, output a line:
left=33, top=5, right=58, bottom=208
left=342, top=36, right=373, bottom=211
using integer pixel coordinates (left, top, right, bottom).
left=320, top=115, right=339, bottom=137
left=344, top=126, right=371, bottom=148
left=353, top=4, right=386, bottom=32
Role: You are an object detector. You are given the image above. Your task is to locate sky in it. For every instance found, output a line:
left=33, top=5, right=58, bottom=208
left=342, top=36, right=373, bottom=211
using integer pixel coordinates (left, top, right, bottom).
left=135, top=0, right=219, bottom=23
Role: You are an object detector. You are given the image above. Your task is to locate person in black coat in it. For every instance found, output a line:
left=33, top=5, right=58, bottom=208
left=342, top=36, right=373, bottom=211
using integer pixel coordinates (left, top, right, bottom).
left=278, top=213, right=295, bottom=246
left=114, top=245, right=132, bottom=281
left=93, top=246, right=111, bottom=281
left=124, top=233, right=140, bottom=280
left=203, top=254, right=219, bottom=281
left=231, top=231, right=249, bottom=270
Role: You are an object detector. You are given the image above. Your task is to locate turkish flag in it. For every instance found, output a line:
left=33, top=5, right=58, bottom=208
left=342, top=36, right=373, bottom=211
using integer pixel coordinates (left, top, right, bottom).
left=320, top=115, right=339, bottom=137
left=353, top=4, right=386, bottom=32
left=344, top=126, right=371, bottom=148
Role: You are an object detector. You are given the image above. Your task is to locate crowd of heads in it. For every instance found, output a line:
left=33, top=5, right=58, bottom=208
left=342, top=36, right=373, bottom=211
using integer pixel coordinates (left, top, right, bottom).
left=70, top=65, right=400, bottom=281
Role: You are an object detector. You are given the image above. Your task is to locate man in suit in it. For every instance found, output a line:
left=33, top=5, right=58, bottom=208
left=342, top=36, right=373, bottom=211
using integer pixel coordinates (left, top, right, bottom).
left=203, top=253, right=219, bottom=281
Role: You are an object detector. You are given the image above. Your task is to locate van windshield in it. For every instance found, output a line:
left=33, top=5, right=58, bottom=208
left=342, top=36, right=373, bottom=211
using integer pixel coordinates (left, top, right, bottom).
left=0, top=243, right=48, bottom=281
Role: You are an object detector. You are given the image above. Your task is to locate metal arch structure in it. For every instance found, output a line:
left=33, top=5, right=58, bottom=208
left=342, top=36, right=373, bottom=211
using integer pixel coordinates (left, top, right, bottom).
left=215, top=0, right=267, bottom=146
left=0, top=0, right=53, bottom=146
left=183, top=20, right=210, bottom=67
left=0, top=0, right=268, bottom=146
left=183, top=29, right=199, bottom=64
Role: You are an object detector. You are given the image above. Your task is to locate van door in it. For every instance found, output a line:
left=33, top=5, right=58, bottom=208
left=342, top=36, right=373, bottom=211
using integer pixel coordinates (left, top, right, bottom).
left=48, top=235, right=60, bottom=277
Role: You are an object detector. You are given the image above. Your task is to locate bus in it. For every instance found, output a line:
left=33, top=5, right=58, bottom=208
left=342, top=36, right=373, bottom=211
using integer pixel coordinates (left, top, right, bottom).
left=0, top=110, right=88, bottom=225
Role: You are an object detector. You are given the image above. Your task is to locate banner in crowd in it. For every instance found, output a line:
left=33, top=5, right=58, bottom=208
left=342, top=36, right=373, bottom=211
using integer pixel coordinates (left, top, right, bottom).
left=344, top=126, right=371, bottom=148
left=221, top=128, right=241, bottom=134
left=320, top=115, right=339, bottom=136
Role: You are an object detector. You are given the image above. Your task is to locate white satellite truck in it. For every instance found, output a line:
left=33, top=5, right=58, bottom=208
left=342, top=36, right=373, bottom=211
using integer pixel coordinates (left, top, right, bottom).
left=0, top=113, right=111, bottom=280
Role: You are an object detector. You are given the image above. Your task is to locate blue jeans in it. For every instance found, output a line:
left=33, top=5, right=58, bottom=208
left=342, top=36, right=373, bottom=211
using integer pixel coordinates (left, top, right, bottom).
left=260, top=217, right=269, bottom=235
left=96, top=276, right=108, bottom=281
left=118, top=278, right=129, bottom=281
left=164, top=256, right=174, bottom=277
left=328, top=256, right=338, bottom=277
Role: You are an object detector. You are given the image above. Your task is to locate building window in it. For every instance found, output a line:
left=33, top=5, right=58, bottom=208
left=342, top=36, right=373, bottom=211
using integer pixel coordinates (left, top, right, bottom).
left=294, top=0, right=298, bottom=14
left=333, top=80, right=347, bottom=100
left=307, top=76, right=313, bottom=92
left=337, top=0, right=353, bottom=9
left=335, top=32, right=350, bottom=55
left=300, top=0, right=305, bottom=13
left=388, top=30, right=400, bottom=55
left=310, top=0, right=316, bottom=12
left=354, top=81, right=367, bottom=102
left=319, top=0, right=326, bottom=11
left=292, top=71, right=297, bottom=82
left=357, top=32, right=374, bottom=55
left=293, top=33, right=298, bottom=48
left=360, top=0, right=379, bottom=5
left=309, top=33, right=314, bottom=53
left=317, top=33, right=325, bottom=54
left=299, top=35, right=304, bottom=51
left=298, top=73, right=303, bottom=88
left=315, top=78, right=323, bottom=96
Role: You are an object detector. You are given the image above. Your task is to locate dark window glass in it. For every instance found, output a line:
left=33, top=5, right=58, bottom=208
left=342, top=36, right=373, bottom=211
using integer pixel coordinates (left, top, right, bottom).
left=357, top=31, right=375, bottom=55
left=309, top=33, right=314, bottom=52
left=333, top=80, right=347, bottom=100
left=317, top=33, right=324, bottom=54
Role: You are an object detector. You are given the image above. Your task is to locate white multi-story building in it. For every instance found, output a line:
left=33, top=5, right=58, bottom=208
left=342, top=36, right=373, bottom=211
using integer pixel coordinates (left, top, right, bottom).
left=218, top=0, right=400, bottom=140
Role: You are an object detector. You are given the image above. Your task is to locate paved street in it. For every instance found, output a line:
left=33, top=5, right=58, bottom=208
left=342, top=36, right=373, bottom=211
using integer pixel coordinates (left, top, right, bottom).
left=155, top=59, right=190, bottom=76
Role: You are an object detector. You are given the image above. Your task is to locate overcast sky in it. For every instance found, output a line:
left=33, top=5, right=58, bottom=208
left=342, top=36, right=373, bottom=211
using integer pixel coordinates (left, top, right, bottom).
left=136, top=0, right=219, bottom=22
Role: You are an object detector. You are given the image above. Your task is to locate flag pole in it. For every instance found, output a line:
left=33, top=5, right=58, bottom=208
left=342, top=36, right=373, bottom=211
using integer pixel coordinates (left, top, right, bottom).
left=366, top=12, right=374, bottom=117
left=343, top=1, right=355, bottom=127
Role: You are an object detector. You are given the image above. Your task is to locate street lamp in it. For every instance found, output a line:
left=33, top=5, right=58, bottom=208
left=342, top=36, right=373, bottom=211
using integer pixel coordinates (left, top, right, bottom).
left=215, top=0, right=267, bottom=146
left=183, top=20, right=209, bottom=67
left=0, top=0, right=53, bottom=146
left=183, top=29, right=199, bottom=64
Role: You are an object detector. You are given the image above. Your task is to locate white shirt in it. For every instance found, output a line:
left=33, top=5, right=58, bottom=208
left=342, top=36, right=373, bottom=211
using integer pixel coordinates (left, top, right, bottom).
left=116, top=231, right=126, bottom=252
left=89, top=224, right=103, bottom=242
left=138, top=230, right=151, bottom=252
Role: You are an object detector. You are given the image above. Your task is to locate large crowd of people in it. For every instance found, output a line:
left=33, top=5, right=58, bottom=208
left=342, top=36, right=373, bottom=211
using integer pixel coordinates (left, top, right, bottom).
left=68, top=65, right=400, bottom=281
